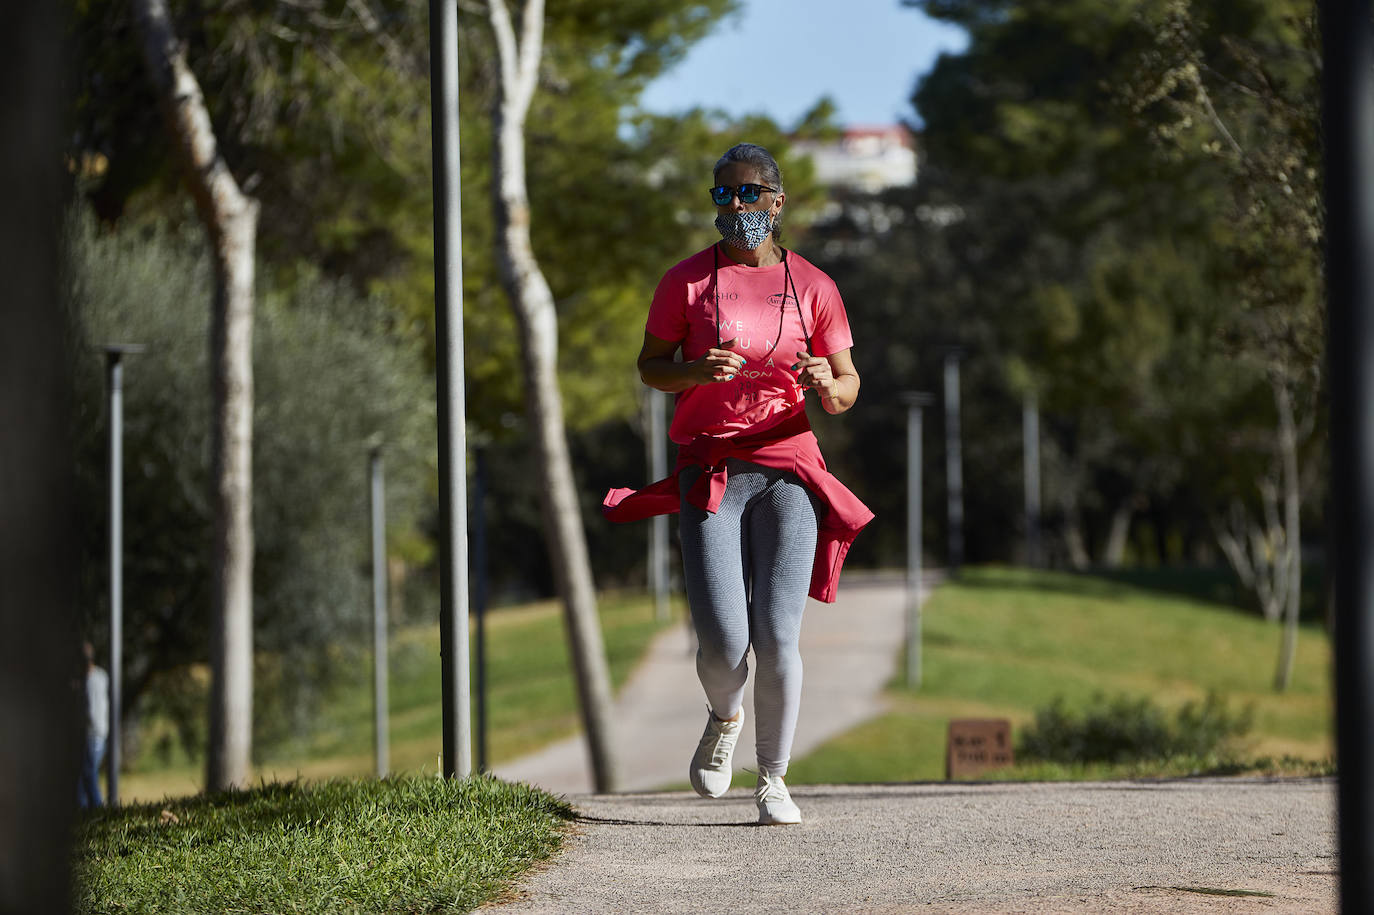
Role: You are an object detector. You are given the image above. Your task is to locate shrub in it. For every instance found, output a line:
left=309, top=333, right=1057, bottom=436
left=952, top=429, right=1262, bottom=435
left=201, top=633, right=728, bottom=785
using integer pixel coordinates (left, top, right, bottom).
left=1017, top=691, right=1253, bottom=765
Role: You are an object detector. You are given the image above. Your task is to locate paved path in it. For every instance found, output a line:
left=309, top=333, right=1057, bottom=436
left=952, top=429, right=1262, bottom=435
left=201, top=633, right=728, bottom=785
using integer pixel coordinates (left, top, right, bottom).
left=484, top=778, right=1337, bottom=914
left=493, top=574, right=926, bottom=794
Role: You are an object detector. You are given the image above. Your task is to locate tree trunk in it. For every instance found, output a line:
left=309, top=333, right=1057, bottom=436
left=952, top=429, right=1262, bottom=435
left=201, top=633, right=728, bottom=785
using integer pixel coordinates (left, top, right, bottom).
left=1, top=2, right=82, bottom=903
left=486, top=0, right=619, bottom=792
left=1212, top=494, right=1285, bottom=622
left=1064, top=506, right=1091, bottom=570
left=1102, top=499, right=1134, bottom=568
left=131, top=0, right=258, bottom=790
left=1273, top=381, right=1302, bottom=691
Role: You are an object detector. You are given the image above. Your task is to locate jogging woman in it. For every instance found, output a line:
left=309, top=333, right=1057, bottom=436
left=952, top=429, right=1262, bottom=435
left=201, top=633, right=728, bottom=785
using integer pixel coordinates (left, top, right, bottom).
left=604, top=143, right=872, bottom=824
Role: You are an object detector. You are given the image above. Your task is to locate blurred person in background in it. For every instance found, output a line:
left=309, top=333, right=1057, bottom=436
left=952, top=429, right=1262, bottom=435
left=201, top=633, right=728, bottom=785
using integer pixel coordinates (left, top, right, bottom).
left=605, top=143, right=872, bottom=825
left=79, top=640, right=108, bottom=808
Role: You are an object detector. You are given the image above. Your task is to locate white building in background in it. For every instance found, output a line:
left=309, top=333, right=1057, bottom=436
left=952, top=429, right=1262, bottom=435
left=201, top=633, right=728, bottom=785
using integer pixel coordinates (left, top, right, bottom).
left=792, top=125, right=918, bottom=193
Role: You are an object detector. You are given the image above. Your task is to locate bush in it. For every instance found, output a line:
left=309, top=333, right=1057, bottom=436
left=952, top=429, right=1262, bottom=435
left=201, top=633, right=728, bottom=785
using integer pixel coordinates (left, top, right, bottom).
left=1017, top=691, right=1253, bottom=765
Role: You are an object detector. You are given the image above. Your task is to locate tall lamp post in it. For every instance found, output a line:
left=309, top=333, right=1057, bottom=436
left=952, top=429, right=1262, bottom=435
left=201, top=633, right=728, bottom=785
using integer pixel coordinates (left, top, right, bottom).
left=101, top=343, right=145, bottom=806
left=368, top=443, right=389, bottom=778
left=429, top=0, right=471, bottom=779
left=942, top=348, right=965, bottom=573
left=902, top=393, right=934, bottom=688
left=472, top=444, right=490, bottom=772
left=1023, top=397, right=1042, bottom=568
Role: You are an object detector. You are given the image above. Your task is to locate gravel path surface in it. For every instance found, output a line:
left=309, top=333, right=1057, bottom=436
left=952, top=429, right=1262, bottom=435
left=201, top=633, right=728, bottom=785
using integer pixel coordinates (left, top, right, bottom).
left=484, top=778, right=1337, bottom=913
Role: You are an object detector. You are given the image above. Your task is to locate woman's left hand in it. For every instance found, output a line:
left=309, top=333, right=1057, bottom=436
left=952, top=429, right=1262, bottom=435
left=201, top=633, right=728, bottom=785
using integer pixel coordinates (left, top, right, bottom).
left=792, top=352, right=837, bottom=400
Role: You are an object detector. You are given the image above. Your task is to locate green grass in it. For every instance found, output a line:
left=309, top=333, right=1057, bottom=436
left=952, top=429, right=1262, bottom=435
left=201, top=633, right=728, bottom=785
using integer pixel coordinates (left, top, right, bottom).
left=121, top=592, right=683, bottom=802
left=73, top=774, right=572, bottom=914
left=787, top=566, right=1334, bottom=784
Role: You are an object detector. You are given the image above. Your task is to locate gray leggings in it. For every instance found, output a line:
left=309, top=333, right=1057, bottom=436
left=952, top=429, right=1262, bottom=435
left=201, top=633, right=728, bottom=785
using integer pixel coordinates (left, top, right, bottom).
left=679, top=459, right=820, bottom=774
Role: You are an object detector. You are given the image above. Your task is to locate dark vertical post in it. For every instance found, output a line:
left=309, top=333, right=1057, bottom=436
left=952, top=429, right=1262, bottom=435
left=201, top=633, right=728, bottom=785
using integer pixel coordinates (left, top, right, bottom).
left=429, top=0, right=471, bottom=778
left=369, top=445, right=388, bottom=777
left=903, top=393, right=933, bottom=688
left=1023, top=397, right=1042, bottom=568
left=102, top=344, right=143, bottom=805
left=0, top=0, right=80, bottom=900
left=472, top=445, right=489, bottom=772
left=1322, top=0, right=1374, bottom=905
left=648, top=390, right=669, bottom=621
left=106, top=351, right=124, bottom=806
left=943, top=349, right=965, bottom=572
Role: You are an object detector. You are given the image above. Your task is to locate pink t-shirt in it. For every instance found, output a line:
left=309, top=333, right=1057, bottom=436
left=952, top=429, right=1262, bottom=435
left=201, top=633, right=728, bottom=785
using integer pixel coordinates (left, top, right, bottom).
left=646, top=245, right=854, bottom=444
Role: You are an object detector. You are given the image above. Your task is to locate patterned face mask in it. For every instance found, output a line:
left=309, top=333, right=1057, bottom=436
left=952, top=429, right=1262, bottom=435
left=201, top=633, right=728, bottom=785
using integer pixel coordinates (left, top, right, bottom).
left=714, top=209, right=775, bottom=250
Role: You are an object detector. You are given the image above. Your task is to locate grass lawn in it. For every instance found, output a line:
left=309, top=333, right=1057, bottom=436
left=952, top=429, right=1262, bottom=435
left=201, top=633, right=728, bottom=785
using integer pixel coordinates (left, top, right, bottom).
left=787, top=566, right=1334, bottom=784
left=120, top=591, right=683, bottom=803
left=73, top=775, right=571, bottom=914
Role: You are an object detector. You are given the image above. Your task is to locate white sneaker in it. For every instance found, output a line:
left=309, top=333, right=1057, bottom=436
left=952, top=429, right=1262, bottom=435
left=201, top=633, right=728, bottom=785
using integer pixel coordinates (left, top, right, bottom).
left=755, top=768, right=801, bottom=825
left=689, top=707, right=744, bottom=798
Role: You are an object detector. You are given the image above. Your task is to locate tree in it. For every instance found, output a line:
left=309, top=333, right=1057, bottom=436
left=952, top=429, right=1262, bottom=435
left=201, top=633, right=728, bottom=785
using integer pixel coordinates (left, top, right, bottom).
left=72, top=0, right=769, bottom=593
left=1126, top=0, right=1323, bottom=689
left=131, top=0, right=259, bottom=789
left=482, top=0, right=619, bottom=792
left=890, top=0, right=1324, bottom=590
left=900, top=0, right=1218, bottom=564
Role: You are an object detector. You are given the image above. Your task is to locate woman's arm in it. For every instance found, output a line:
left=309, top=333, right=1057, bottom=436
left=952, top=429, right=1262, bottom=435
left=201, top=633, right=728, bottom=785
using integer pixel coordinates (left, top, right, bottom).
left=793, top=347, right=860, bottom=415
left=637, top=331, right=746, bottom=393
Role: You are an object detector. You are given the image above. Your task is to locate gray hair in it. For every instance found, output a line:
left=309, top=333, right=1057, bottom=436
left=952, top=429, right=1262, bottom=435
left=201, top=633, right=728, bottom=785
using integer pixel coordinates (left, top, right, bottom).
left=713, top=143, right=785, bottom=242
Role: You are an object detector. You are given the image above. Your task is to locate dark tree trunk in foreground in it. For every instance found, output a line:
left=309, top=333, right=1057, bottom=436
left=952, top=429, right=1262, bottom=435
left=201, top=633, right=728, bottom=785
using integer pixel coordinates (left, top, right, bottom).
left=0, top=0, right=82, bottom=908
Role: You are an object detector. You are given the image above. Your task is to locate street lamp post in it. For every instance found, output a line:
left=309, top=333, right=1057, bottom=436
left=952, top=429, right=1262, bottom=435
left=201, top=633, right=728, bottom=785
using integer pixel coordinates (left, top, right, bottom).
left=429, top=0, right=471, bottom=779
left=942, top=349, right=965, bottom=573
left=101, top=343, right=145, bottom=806
left=369, top=444, right=388, bottom=778
left=902, top=392, right=934, bottom=688
left=1024, top=397, right=1042, bottom=568
left=472, top=444, right=490, bottom=772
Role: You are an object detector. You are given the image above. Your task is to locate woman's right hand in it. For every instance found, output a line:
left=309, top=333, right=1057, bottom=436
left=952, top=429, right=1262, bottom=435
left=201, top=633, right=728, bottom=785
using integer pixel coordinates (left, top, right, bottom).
left=689, top=337, right=745, bottom=385
left=638, top=331, right=745, bottom=393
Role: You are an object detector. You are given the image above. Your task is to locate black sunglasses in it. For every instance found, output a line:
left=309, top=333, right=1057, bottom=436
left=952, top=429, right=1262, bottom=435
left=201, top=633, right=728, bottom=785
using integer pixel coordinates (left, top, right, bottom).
left=708, top=183, right=778, bottom=206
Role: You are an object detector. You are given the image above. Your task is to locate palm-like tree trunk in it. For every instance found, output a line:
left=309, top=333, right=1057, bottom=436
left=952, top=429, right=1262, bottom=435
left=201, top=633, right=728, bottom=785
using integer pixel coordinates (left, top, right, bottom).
left=485, top=0, right=619, bottom=792
left=131, top=0, right=258, bottom=790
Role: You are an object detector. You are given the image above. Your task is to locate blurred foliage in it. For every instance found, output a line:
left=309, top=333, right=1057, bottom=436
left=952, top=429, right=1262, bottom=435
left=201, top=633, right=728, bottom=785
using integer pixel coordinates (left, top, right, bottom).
left=1017, top=690, right=1254, bottom=764
left=800, top=0, right=1325, bottom=575
left=63, top=0, right=1330, bottom=650
left=66, top=207, right=435, bottom=757
left=66, top=0, right=827, bottom=436
left=1125, top=0, right=1323, bottom=383
left=67, top=0, right=833, bottom=600
left=64, top=0, right=852, bottom=754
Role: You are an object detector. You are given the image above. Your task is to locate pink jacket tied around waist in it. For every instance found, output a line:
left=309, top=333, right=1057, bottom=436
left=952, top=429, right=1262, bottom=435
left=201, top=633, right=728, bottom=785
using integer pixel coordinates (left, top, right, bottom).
left=602, top=411, right=873, bottom=603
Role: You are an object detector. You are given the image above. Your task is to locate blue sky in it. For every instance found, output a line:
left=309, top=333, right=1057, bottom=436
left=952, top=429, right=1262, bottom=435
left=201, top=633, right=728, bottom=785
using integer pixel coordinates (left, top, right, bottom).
left=639, top=0, right=969, bottom=129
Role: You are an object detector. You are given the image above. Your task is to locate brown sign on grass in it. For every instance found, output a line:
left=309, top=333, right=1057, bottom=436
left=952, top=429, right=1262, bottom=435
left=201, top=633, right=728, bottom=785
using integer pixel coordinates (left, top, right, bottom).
left=946, top=719, right=1014, bottom=780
